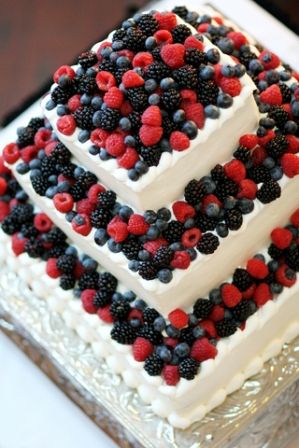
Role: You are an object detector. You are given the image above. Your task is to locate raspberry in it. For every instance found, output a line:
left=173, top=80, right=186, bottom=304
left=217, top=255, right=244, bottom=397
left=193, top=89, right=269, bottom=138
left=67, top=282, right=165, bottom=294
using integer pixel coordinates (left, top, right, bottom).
left=154, top=11, right=177, bottom=30
left=246, top=258, right=269, bottom=279
left=260, top=84, right=283, bottom=106
left=0, top=178, right=7, bottom=195
left=81, top=289, right=98, bottom=314
left=219, top=77, right=241, bottom=97
left=34, top=213, right=52, bottom=232
left=117, top=147, right=139, bottom=169
left=107, top=218, right=128, bottom=242
left=209, top=305, right=225, bottom=322
left=242, top=284, right=256, bottom=299
left=96, top=71, right=116, bottom=91
left=169, top=131, right=190, bottom=151
left=291, top=209, right=299, bottom=228
left=132, top=52, right=153, bottom=68
left=183, top=103, right=205, bottom=129
left=199, top=319, right=217, bottom=338
left=170, top=251, right=190, bottom=269
left=190, top=337, right=218, bottom=362
left=67, top=94, right=81, bottom=112
left=153, top=29, right=173, bottom=45
left=180, top=89, right=197, bottom=104
left=197, top=23, right=209, bottom=33
left=53, top=193, right=74, bottom=213
left=239, top=134, right=258, bottom=149
left=224, top=159, right=246, bottom=183
left=105, top=133, right=126, bottom=157
left=127, top=214, right=149, bottom=235
left=221, top=284, right=242, bottom=308
left=141, top=106, right=162, bottom=127
left=139, top=125, right=163, bottom=146
left=0, top=201, right=9, bottom=222
left=45, top=141, right=57, bottom=156
left=90, top=128, right=110, bottom=147
left=162, top=365, right=180, bottom=386
left=103, top=87, right=124, bottom=109
left=258, top=50, right=280, bottom=70
left=276, top=264, right=296, bottom=287
left=253, top=283, right=272, bottom=307
left=87, top=183, right=106, bottom=204
left=281, top=153, right=299, bottom=178
left=168, top=308, right=188, bottom=329
left=57, top=115, right=76, bottom=136
left=202, top=194, right=222, bottom=211
left=227, top=31, right=247, bottom=49
left=97, top=305, right=114, bottom=323
left=20, top=145, right=38, bottom=163
left=182, top=228, right=201, bottom=248
left=132, top=337, right=154, bottom=362
left=122, top=70, right=145, bottom=88
left=271, top=227, right=293, bottom=249
left=237, top=179, right=257, bottom=199
left=53, top=65, right=75, bottom=83
left=183, top=35, right=204, bottom=51
left=160, top=44, right=185, bottom=69
left=172, top=201, right=195, bottom=223
left=3, top=143, right=20, bottom=164
left=71, top=214, right=92, bottom=236
left=76, top=198, right=95, bottom=215
left=286, top=135, right=299, bottom=154
left=46, top=258, right=61, bottom=278
left=143, top=238, right=167, bottom=255
left=11, top=233, right=27, bottom=256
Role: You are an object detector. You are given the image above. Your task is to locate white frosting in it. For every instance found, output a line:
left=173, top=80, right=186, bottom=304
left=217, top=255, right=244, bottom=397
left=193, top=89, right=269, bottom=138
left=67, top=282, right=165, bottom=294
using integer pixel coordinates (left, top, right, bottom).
left=41, top=14, right=258, bottom=211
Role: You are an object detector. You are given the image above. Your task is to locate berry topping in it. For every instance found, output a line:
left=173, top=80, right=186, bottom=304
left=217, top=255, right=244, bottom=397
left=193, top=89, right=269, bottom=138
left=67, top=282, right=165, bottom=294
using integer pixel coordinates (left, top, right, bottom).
left=221, top=284, right=242, bottom=307
left=168, top=308, right=188, bottom=329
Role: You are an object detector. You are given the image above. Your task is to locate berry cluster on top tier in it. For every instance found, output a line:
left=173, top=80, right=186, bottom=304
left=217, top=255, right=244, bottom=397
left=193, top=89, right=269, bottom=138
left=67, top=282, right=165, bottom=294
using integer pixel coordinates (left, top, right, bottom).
left=45, top=11, right=246, bottom=181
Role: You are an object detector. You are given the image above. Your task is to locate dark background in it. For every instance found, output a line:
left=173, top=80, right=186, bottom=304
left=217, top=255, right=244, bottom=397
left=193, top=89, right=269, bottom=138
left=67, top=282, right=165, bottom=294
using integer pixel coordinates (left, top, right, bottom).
left=0, top=0, right=298, bottom=125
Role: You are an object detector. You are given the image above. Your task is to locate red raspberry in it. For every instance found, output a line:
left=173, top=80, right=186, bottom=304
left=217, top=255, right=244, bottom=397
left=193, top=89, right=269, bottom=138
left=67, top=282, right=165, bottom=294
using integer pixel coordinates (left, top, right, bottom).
left=239, top=134, right=258, bottom=149
left=105, top=133, right=126, bottom=157
left=199, top=319, right=217, bottom=338
left=76, top=198, right=95, bottom=215
left=71, top=214, right=92, bottom=236
left=118, top=49, right=134, bottom=61
left=132, top=52, right=153, bottom=68
left=57, top=115, right=76, bottom=135
left=180, top=89, right=197, bottom=104
left=170, top=251, right=191, bottom=269
left=128, top=308, right=143, bottom=322
left=0, top=178, right=7, bottom=195
left=139, top=125, right=163, bottom=146
left=160, top=43, right=185, bottom=69
left=169, top=131, right=190, bottom=151
left=122, top=70, right=144, bottom=88
left=153, top=30, right=173, bottom=45
left=96, top=71, right=116, bottom=91
left=120, top=100, right=133, bottom=116
left=281, top=153, right=299, bottom=178
left=132, top=337, right=154, bottom=362
left=191, top=337, right=218, bottom=362
left=183, top=102, right=205, bottom=129
left=242, top=283, right=256, bottom=300
left=34, top=213, right=52, bottom=232
left=213, top=16, right=223, bottom=25
left=168, top=308, right=188, bottom=329
left=97, top=305, right=114, bottom=323
left=87, top=183, right=106, bottom=204
left=252, top=146, right=267, bottom=166
left=154, top=11, right=177, bottom=30
left=202, top=194, right=222, bottom=211
left=183, top=35, right=204, bottom=51
left=45, top=140, right=57, bottom=157
left=143, top=238, right=167, bottom=255
left=3, top=143, right=20, bottom=164
left=286, top=135, right=299, bottom=154
left=271, top=227, right=293, bottom=249
left=237, top=179, right=257, bottom=199
left=46, top=258, right=61, bottom=278
left=258, top=50, right=280, bottom=70
left=34, top=129, right=52, bottom=148
left=90, top=128, right=110, bottom=147
left=257, top=129, right=275, bottom=147
left=11, top=233, right=27, bottom=256
left=221, top=284, right=242, bottom=307
left=162, top=365, right=180, bottom=386
left=81, top=289, right=98, bottom=314
left=0, top=201, right=10, bottom=222
left=209, top=305, right=225, bottom=322
left=67, top=94, right=81, bottom=112
left=246, top=258, right=269, bottom=279
left=253, top=283, right=272, bottom=307
left=9, top=198, right=18, bottom=210
left=276, top=264, right=296, bottom=287
left=53, top=193, right=74, bottom=213
left=103, top=87, right=124, bottom=109
left=107, top=218, right=128, bottom=242
left=0, top=156, right=11, bottom=174
left=197, top=23, right=209, bottom=33
left=219, top=77, right=242, bottom=97
left=117, top=147, right=139, bottom=169
left=227, top=31, right=247, bottom=49
left=128, top=214, right=149, bottom=235
left=224, top=159, right=246, bottom=183
left=181, top=228, right=201, bottom=248
left=164, top=337, right=179, bottom=349
left=20, top=145, right=38, bottom=163
left=53, top=65, right=75, bottom=83
left=74, top=261, right=84, bottom=279
left=259, top=84, right=282, bottom=106
left=141, top=105, right=162, bottom=127
left=291, top=209, right=299, bottom=228
left=172, top=201, right=195, bottom=223
left=96, top=41, right=111, bottom=60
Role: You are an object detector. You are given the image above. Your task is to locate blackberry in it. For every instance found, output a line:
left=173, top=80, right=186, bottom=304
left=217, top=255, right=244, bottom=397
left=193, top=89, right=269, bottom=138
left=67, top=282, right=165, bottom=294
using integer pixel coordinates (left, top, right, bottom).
left=126, top=87, right=148, bottom=111
left=193, top=298, right=213, bottom=319
left=122, top=239, right=141, bottom=260
left=40, top=156, right=57, bottom=177
left=51, top=85, right=73, bottom=105
left=144, top=353, right=163, bottom=376
left=256, top=180, right=281, bottom=204
left=98, top=272, right=118, bottom=293
left=78, top=271, right=100, bottom=290
left=51, top=143, right=71, bottom=164
left=140, top=145, right=162, bottom=167
left=268, top=106, right=289, bottom=129
left=232, top=268, right=253, bottom=291
left=128, top=111, right=141, bottom=130
left=179, top=358, right=199, bottom=380
left=184, top=179, right=206, bottom=205
left=161, top=88, right=181, bottom=111
left=77, top=51, right=98, bottom=69
left=114, top=66, right=127, bottom=84
left=179, top=327, right=196, bottom=346
left=138, top=261, right=157, bottom=280
left=248, top=165, right=271, bottom=184
left=98, top=190, right=116, bottom=209
left=238, top=48, right=257, bottom=68
left=76, top=172, right=97, bottom=190
left=138, top=14, right=159, bottom=36
left=99, top=60, right=115, bottom=73
left=69, top=183, right=86, bottom=201
left=162, top=115, right=177, bottom=137
left=197, top=80, right=219, bottom=106
left=194, top=213, right=218, bottom=232
left=285, top=247, right=299, bottom=271
left=173, top=65, right=198, bottom=89
left=216, top=178, right=238, bottom=200
left=279, top=83, right=292, bottom=103
left=172, top=6, right=188, bottom=20
left=31, top=175, right=49, bottom=196
left=142, top=308, right=160, bottom=325
left=268, top=243, right=284, bottom=260
left=74, top=106, right=95, bottom=130
left=96, top=108, right=120, bottom=131
left=110, top=298, right=131, bottom=320
left=45, top=244, right=67, bottom=260
left=28, top=117, right=45, bottom=132
left=265, top=134, right=288, bottom=159
left=93, top=290, right=112, bottom=308
left=24, top=238, right=44, bottom=258
left=11, top=203, right=33, bottom=224
left=153, top=246, right=173, bottom=267
left=45, top=227, right=67, bottom=244
left=20, top=224, right=39, bottom=238
left=111, top=322, right=137, bottom=344
left=185, top=48, right=207, bottom=66
left=215, top=318, right=238, bottom=337
left=211, top=164, right=226, bottom=182
left=7, top=178, right=20, bottom=194
left=225, top=209, right=243, bottom=231
left=58, top=162, right=76, bottom=177
left=124, top=27, right=146, bottom=52
left=233, top=146, right=250, bottom=163
left=16, top=127, right=35, bottom=148
left=90, top=208, right=111, bottom=229
left=77, top=74, right=97, bottom=94
left=232, top=300, right=253, bottom=321
left=1, top=216, right=19, bottom=235
left=112, top=28, right=127, bottom=42
left=264, top=271, right=275, bottom=285
left=151, top=46, right=162, bottom=62
left=56, top=254, right=76, bottom=274
left=146, top=62, right=171, bottom=81
left=163, top=220, right=184, bottom=244
left=138, top=324, right=163, bottom=345
left=60, top=274, right=76, bottom=290
left=197, top=232, right=219, bottom=254
left=172, top=24, right=192, bottom=43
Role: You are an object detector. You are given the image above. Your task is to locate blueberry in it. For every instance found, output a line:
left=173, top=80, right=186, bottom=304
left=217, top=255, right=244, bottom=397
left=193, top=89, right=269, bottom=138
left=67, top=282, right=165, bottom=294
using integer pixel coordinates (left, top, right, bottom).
left=217, top=37, right=234, bottom=54
left=259, top=117, right=275, bottom=129
left=186, top=10, right=199, bottom=23
left=155, top=218, right=168, bottom=231
left=186, top=248, right=197, bottom=261
left=257, top=126, right=267, bottom=137
left=223, top=196, right=237, bottom=210
left=193, top=326, right=206, bottom=338
left=76, top=66, right=85, bottom=77
left=101, top=46, right=112, bottom=58
left=128, top=168, right=139, bottom=181
left=248, top=59, right=264, bottom=74
left=198, top=65, right=215, bottom=80
left=157, top=268, right=173, bottom=283
left=111, top=40, right=124, bottom=51
left=224, top=309, right=233, bottom=319
left=78, top=130, right=90, bottom=143
left=45, top=186, right=57, bottom=199
left=146, top=225, right=160, bottom=240
left=173, top=109, right=185, bottom=123
left=130, top=318, right=141, bottom=328
left=169, top=242, right=183, bottom=251
left=16, top=162, right=30, bottom=175
left=216, top=222, right=229, bottom=238
left=92, top=110, right=102, bottom=127
left=234, top=64, right=246, bottom=77
left=74, top=166, right=85, bottom=178
left=270, top=166, right=283, bottom=181
left=135, top=160, right=149, bottom=174
left=65, top=246, right=78, bottom=256
left=119, top=117, right=131, bottom=131
left=122, top=18, right=135, bottom=29
left=16, top=190, right=28, bottom=201
left=199, top=14, right=211, bottom=24
left=89, top=146, right=99, bottom=156
left=123, top=290, right=136, bottom=302
left=254, top=253, right=265, bottom=262
left=47, top=175, right=57, bottom=185
left=57, top=181, right=70, bottom=193
left=238, top=198, right=254, bottom=214
left=266, top=70, right=280, bottom=84
left=160, top=77, right=175, bottom=90
left=201, top=176, right=216, bottom=193
left=221, top=64, right=235, bottom=77
left=280, top=70, right=291, bottom=81
left=144, top=79, right=157, bottom=93
left=270, top=283, right=283, bottom=294
left=145, top=36, right=157, bottom=50
left=134, top=299, right=147, bottom=310
left=188, top=314, right=198, bottom=326
left=209, top=288, right=222, bottom=304
left=108, top=238, right=122, bottom=253
left=37, top=149, right=46, bottom=160
left=268, top=260, right=279, bottom=272
left=284, top=120, right=298, bottom=134
left=182, top=120, right=198, bottom=139
left=259, top=102, right=270, bottom=113
left=206, top=48, right=220, bottom=64
left=57, top=105, right=68, bottom=116
left=80, top=93, right=92, bottom=105
left=65, top=211, right=76, bottom=222
left=258, top=80, right=268, bottom=91
left=116, top=56, right=131, bottom=68
left=217, top=93, right=233, bottom=108
left=205, top=104, right=220, bottom=119
left=184, top=218, right=195, bottom=229
left=112, top=292, right=122, bottom=301
left=119, top=205, right=133, bottom=220
left=138, top=250, right=150, bottom=261
left=291, top=101, right=299, bottom=118
left=156, top=346, right=172, bottom=362
left=124, top=135, right=136, bottom=147
left=206, top=203, right=220, bottom=217
left=263, top=157, right=275, bottom=169
left=144, top=210, right=157, bottom=224
left=148, top=93, right=160, bottom=105
left=94, top=228, right=108, bottom=246
left=157, top=207, right=171, bottom=221
left=99, top=149, right=110, bottom=160
left=160, top=139, right=171, bottom=152
left=153, top=317, right=166, bottom=333
left=128, top=260, right=139, bottom=272
left=174, top=342, right=190, bottom=358
left=46, top=99, right=55, bottom=110
left=133, top=67, right=143, bottom=76
left=91, top=96, right=103, bottom=110
left=166, top=324, right=180, bottom=338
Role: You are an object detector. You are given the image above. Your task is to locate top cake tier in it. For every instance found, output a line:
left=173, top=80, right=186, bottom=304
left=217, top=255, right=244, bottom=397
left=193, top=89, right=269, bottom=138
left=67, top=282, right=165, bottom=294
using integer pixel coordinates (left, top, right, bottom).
left=42, top=11, right=258, bottom=211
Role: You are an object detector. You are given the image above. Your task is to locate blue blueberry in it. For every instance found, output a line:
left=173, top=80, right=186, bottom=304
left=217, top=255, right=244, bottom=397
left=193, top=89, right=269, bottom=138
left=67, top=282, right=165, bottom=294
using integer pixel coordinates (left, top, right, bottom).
left=206, top=203, right=220, bottom=218
left=116, top=56, right=131, bottom=68
left=259, top=117, right=275, bottom=129
left=217, top=93, right=233, bottom=108
left=94, top=228, right=108, bottom=246
left=248, top=59, right=264, bottom=74
left=193, top=326, right=206, bottom=338
left=78, top=130, right=90, bottom=143
left=268, top=260, right=279, bottom=272
left=145, top=36, right=157, bottom=50
left=291, top=101, right=299, bottom=118
left=263, top=157, right=275, bottom=169
left=74, top=166, right=85, bottom=178
left=224, top=197, right=237, bottom=209
left=285, top=120, right=298, bottom=134
left=89, top=146, right=99, bottom=156
left=238, top=198, right=254, bottom=214
left=138, top=250, right=150, bottom=261
left=128, top=260, right=139, bottom=272
left=157, top=207, right=171, bottom=221
left=154, top=316, right=166, bottom=332
left=119, top=117, right=131, bottom=131
left=111, top=40, right=124, bottom=51
left=65, top=211, right=76, bottom=222
left=80, top=93, right=92, bottom=105
left=224, top=309, right=233, bottom=319
left=160, top=77, right=176, bottom=90
left=45, top=99, right=55, bottom=110
left=280, top=70, right=291, bottom=81
left=201, top=176, right=216, bottom=193
left=221, top=64, right=235, bottom=77
left=65, top=246, right=78, bottom=256
left=144, top=79, right=157, bottom=93
left=128, top=168, right=139, bottom=181
left=166, top=325, right=180, bottom=338
left=130, top=318, right=141, bottom=328
left=270, top=166, right=283, bottom=181
left=174, top=342, right=190, bottom=358
left=157, top=268, right=173, bottom=283
left=270, top=283, right=283, bottom=294
left=99, top=149, right=110, bottom=160
left=184, top=218, right=195, bottom=229
left=16, top=162, right=30, bottom=175
left=16, top=190, right=28, bottom=201
left=146, top=225, right=160, bottom=240
left=57, top=105, right=68, bottom=116
left=205, top=104, right=220, bottom=119
left=48, top=174, right=58, bottom=185
left=134, top=299, right=147, bottom=310
left=188, top=314, right=198, bottom=326
left=37, top=149, right=46, bottom=160
left=257, top=126, right=267, bottom=137
left=169, top=242, right=183, bottom=251
left=144, top=210, right=157, bottom=224
left=135, top=160, right=149, bottom=174
left=124, top=135, right=136, bottom=147
left=266, top=70, right=280, bottom=84
left=101, top=46, right=112, bottom=58
left=209, top=288, right=222, bottom=304
left=155, top=218, right=168, bottom=231
left=119, top=205, right=133, bottom=220
left=217, top=37, right=234, bottom=54
left=148, top=93, right=160, bottom=105
left=45, top=186, right=58, bottom=199
left=108, top=238, right=122, bottom=253
left=198, top=65, right=215, bottom=80
left=173, top=109, right=185, bottom=123
left=160, top=139, right=171, bottom=152
left=254, top=253, right=265, bottom=262
left=186, top=248, right=197, bottom=261
left=216, top=222, right=229, bottom=238
left=57, top=181, right=70, bottom=193
left=182, top=120, right=198, bottom=139
left=206, top=48, right=220, bottom=64
left=198, top=14, right=211, bottom=24
left=123, top=290, right=136, bottom=302
left=91, top=96, right=103, bottom=110
left=234, top=64, right=246, bottom=77
left=86, top=67, right=97, bottom=78
left=156, top=346, right=172, bottom=362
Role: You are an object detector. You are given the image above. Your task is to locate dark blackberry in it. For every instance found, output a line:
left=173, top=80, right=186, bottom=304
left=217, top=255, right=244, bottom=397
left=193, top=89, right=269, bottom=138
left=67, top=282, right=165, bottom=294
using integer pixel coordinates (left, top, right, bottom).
left=153, top=246, right=173, bottom=268
left=173, top=65, right=198, bottom=89
left=138, top=324, right=163, bottom=345
left=142, top=308, right=160, bottom=325
left=126, top=87, right=148, bottom=111
left=172, top=24, right=192, bottom=43
left=140, top=145, right=162, bottom=167
left=248, top=165, right=271, bottom=184
left=162, top=115, right=177, bottom=137
left=11, top=203, right=33, bottom=224
left=93, top=290, right=112, bottom=308
left=161, top=88, right=181, bottom=110
left=264, top=271, right=275, bottom=285
left=1, top=216, right=19, bottom=235
left=138, top=261, right=157, bottom=280
left=77, top=171, right=97, bottom=189
left=77, top=51, right=98, bottom=69
left=97, top=108, right=120, bottom=131
left=197, top=233, right=219, bottom=254
left=58, top=162, right=76, bottom=177
left=111, top=322, right=137, bottom=344
left=78, top=271, right=100, bottom=290
left=124, top=27, right=146, bottom=51
left=256, top=180, right=281, bottom=204
left=215, top=318, right=238, bottom=337
left=7, top=178, right=20, bottom=194
left=74, top=106, right=95, bottom=130
left=147, top=62, right=170, bottom=81
left=268, top=243, right=284, bottom=260
left=24, top=238, right=44, bottom=258
left=46, top=227, right=67, bottom=244
left=197, top=80, right=219, bottom=106
left=232, top=300, right=253, bottom=321
left=69, top=183, right=86, bottom=201
left=225, top=209, right=243, bottom=231
left=163, top=220, right=184, bottom=244
left=77, top=74, right=97, bottom=94
left=179, top=358, right=199, bottom=380
left=16, top=126, right=35, bottom=148
left=20, top=224, right=39, bottom=238
left=193, top=298, right=213, bottom=319
left=40, top=156, right=57, bottom=177
left=98, top=190, right=116, bottom=209
left=128, top=111, right=141, bottom=130
left=28, top=117, right=45, bottom=132
left=98, top=272, right=118, bottom=293
left=31, top=175, right=49, bottom=196
left=216, top=178, right=238, bottom=200
left=51, top=85, right=73, bottom=105
left=238, top=48, right=257, bottom=68
left=268, top=106, right=289, bottom=129
left=110, top=298, right=131, bottom=320
left=144, top=354, right=163, bottom=376
left=151, top=46, right=162, bottom=62
left=112, top=28, right=127, bottom=42
left=99, top=60, right=115, bottom=73
left=184, top=179, right=206, bottom=205
left=172, top=6, right=188, bottom=20
left=194, top=213, right=218, bottom=232
left=90, top=208, right=111, bottom=228
left=185, top=48, right=207, bottom=66
left=279, top=83, right=292, bottom=103
left=51, top=143, right=71, bottom=164
left=138, top=14, right=159, bottom=36
left=60, top=274, right=76, bottom=290
left=114, top=66, right=128, bottom=84
left=211, top=164, right=226, bottom=182
left=265, top=134, right=288, bottom=159
left=56, top=254, right=76, bottom=274
left=45, top=244, right=67, bottom=260
left=233, top=146, right=250, bottom=163
left=232, top=268, right=253, bottom=291
left=122, top=239, right=141, bottom=260
left=285, top=247, right=299, bottom=271
left=179, top=327, right=196, bottom=346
